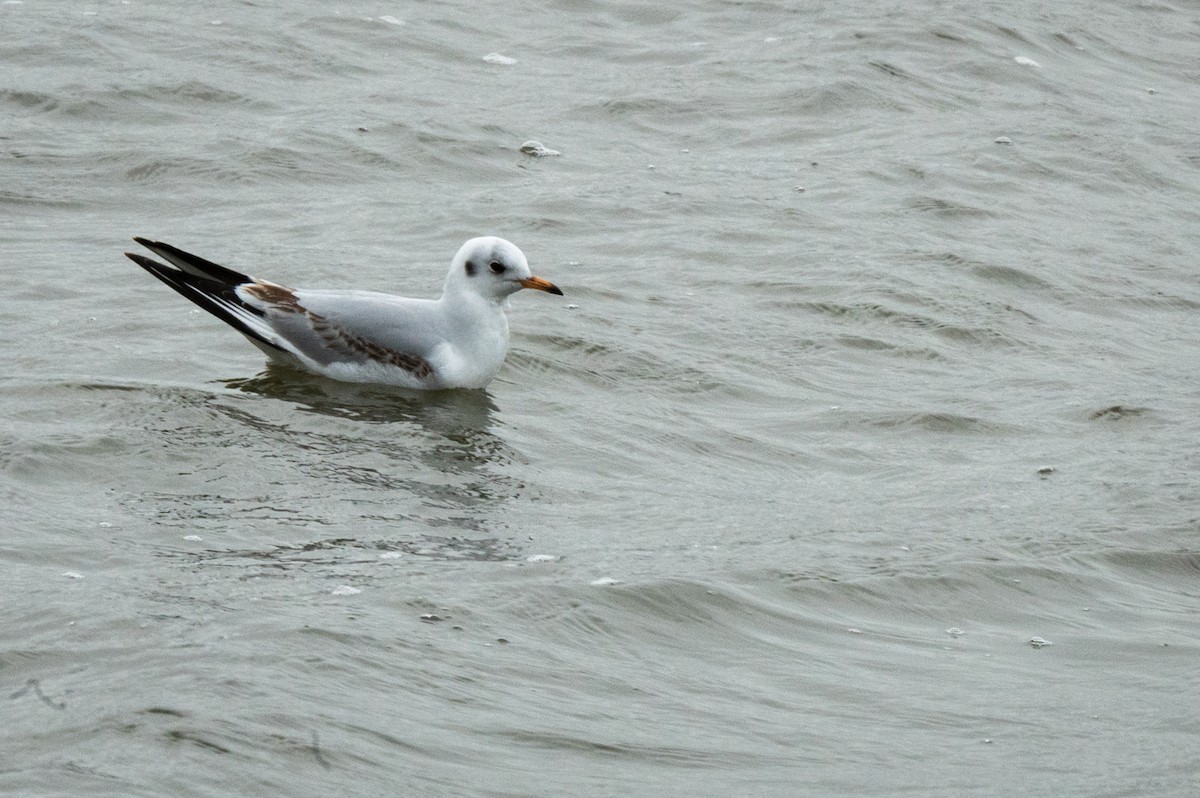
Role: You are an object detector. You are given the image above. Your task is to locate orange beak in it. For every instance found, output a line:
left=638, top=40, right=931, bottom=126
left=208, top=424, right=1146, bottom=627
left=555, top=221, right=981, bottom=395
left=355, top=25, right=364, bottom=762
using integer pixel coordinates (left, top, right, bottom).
left=519, top=276, right=564, bottom=296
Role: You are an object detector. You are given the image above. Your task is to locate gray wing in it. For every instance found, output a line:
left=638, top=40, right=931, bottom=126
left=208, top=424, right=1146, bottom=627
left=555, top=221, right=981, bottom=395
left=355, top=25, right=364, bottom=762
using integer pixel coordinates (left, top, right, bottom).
left=130, top=238, right=448, bottom=380
left=246, top=287, right=450, bottom=378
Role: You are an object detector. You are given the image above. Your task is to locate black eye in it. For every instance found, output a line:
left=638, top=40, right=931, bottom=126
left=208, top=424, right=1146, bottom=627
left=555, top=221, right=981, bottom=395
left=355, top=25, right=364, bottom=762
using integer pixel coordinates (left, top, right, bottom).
left=489, top=261, right=506, bottom=274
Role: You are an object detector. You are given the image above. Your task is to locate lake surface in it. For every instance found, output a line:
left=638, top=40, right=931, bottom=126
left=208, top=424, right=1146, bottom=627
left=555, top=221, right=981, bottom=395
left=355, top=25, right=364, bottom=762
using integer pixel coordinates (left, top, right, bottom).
left=3, top=1, right=1199, bottom=795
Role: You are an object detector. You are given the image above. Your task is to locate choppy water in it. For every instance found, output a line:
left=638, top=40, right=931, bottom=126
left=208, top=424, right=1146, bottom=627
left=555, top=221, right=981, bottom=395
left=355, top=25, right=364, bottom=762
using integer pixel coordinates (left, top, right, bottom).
left=3, top=1, right=1199, bottom=795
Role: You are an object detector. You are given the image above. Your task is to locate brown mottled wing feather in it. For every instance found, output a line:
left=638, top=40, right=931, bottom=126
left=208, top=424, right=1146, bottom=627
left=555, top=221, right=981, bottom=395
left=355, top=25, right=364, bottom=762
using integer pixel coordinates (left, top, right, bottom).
left=241, top=284, right=436, bottom=377
left=305, top=312, right=434, bottom=377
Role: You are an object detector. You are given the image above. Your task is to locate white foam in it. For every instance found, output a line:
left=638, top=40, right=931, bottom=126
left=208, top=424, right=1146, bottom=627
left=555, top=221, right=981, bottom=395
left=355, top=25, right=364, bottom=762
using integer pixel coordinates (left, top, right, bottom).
left=520, top=140, right=561, bottom=157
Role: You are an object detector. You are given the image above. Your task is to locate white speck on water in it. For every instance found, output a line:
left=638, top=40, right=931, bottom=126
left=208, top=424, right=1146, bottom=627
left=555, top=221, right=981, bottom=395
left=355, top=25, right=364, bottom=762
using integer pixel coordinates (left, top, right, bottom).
left=519, top=140, right=561, bottom=157
left=1146, top=87, right=1157, bottom=94
left=647, top=164, right=656, bottom=169
left=483, top=52, right=516, bottom=65
left=98, top=522, right=112, bottom=528
left=1014, top=56, right=1041, bottom=68
left=379, top=551, right=403, bottom=560
left=590, top=577, right=621, bottom=586
left=1029, top=636, right=1053, bottom=648
left=847, top=628, right=863, bottom=635
left=946, top=627, right=965, bottom=637
left=378, top=15, right=404, bottom=25
left=63, top=572, right=84, bottom=579
left=1037, top=465, right=1056, bottom=475
left=183, top=535, right=202, bottom=542
left=526, top=554, right=557, bottom=563
left=995, top=136, right=1013, bottom=145
left=566, top=303, right=580, bottom=310
left=681, top=148, right=690, bottom=153
left=331, top=585, right=361, bottom=596
left=209, top=19, right=223, bottom=26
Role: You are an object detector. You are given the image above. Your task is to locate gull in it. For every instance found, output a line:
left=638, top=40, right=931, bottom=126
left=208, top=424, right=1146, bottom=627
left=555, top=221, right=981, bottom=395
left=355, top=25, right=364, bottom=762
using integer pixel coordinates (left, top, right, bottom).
left=125, top=236, right=562, bottom=389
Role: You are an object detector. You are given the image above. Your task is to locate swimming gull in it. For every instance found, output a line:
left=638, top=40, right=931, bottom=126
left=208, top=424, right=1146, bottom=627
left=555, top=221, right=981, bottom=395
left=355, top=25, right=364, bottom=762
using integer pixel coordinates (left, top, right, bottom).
left=125, top=236, right=562, bottom=389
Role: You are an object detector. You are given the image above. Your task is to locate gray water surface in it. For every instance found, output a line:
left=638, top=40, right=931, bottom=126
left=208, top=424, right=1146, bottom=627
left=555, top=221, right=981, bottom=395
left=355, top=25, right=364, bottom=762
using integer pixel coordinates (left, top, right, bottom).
left=3, top=1, right=1199, bottom=795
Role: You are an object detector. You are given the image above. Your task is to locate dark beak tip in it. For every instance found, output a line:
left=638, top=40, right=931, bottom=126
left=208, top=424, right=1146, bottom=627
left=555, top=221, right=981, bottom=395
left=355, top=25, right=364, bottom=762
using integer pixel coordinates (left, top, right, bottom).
left=550, top=285, right=564, bottom=296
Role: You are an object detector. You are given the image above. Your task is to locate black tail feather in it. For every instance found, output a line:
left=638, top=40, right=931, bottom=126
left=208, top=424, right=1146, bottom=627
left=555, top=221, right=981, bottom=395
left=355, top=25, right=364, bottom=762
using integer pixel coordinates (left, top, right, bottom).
left=132, top=237, right=252, bottom=285
left=127, top=251, right=287, bottom=354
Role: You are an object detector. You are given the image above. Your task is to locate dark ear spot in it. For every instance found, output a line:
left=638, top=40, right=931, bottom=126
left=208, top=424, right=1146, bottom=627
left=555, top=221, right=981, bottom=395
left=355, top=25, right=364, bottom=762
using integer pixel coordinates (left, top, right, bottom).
left=464, top=260, right=476, bottom=276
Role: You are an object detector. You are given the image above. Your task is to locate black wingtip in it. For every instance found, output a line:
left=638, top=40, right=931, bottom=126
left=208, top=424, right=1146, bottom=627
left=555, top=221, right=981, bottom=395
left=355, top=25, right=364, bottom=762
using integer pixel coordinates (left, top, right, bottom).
left=130, top=250, right=285, bottom=354
left=131, top=236, right=164, bottom=253
left=128, top=237, right=253, bottom=286
left=125, top=251, right=157, bottom=268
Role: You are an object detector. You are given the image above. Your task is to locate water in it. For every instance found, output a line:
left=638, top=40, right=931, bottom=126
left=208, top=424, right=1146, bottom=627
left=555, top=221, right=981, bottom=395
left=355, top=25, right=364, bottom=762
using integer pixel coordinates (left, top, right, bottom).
left=3, top=1, right=1199, bottom=794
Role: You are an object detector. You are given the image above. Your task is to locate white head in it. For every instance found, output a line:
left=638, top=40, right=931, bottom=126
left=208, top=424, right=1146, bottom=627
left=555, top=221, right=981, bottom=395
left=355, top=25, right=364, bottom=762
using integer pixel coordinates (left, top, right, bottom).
left=444, top=237, right=562, bottom=303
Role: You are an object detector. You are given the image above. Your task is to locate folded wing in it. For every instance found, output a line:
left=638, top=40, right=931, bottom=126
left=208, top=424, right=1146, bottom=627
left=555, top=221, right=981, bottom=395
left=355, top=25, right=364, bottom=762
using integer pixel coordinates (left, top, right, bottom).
left=127, top=239, right=444, bottom=382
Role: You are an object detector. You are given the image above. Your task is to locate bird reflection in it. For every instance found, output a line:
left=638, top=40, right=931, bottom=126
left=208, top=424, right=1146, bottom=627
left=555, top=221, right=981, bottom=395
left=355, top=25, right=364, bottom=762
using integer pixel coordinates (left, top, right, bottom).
left=219, top=363, right=516, bottom=501
left=224, top=362, right=497, bottom=430
left=127, top=366, right=532, bottom=568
